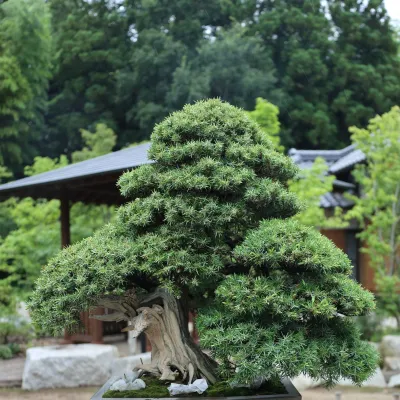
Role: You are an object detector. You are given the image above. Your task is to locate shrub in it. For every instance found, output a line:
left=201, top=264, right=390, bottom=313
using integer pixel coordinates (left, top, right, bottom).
left=0, top=345, right=13, bottom=360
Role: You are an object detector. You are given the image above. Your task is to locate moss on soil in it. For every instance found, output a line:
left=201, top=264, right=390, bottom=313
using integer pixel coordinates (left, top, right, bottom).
left=103, top=375, right=286, bottom=398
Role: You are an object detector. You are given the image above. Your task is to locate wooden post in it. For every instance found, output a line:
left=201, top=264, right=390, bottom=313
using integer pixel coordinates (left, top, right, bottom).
left=61, top=189, right=70, bottom=249
left=60, top=188, right=73, bottom=344
left=60, top=187, right=104, bottom=344
left=90, top=307, right=104, bottom=344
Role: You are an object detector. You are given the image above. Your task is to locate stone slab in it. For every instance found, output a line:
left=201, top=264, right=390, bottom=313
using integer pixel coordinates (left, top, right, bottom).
left=22, top=344, right=119, bottom=390
left=336, top=367, right=386, bottom=388
left=388, top=373, right=400, bottom=388
left=384, top=357, right=400, bottom=371
left=381, top=336, right=400, bottom=358
left=292, top=374, right=323, bottom=391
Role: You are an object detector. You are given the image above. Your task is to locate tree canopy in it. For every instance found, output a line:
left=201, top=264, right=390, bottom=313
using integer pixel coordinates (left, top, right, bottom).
left=0, top=0, right=52, bottom=174
left=1, top=0, right=399, bottom=176
left=29, top=100, right=377, bottom=385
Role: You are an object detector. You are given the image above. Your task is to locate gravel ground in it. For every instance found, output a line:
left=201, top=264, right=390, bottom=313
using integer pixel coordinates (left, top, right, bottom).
left=302, top=387, right=398, bottom=400
left=0, top=387, right=399, bottom=400
left=0, top=387, right=98, bottom=399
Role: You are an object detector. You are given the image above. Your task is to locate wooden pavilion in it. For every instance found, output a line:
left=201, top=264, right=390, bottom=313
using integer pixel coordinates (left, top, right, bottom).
left=0, top=143, right=151, bottom=343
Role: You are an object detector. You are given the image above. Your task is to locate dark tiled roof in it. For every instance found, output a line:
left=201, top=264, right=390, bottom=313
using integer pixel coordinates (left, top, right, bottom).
left=0, top=140, right=363, bottom=209
left=320, top=192, right=354, bottom=209
left=0, top=143, right=152, bottom=196
left=290, top=145, right=365, bottom=209
left=329, top=149, right=366, bottom=174
left=288, top=145, right=356, bottom=170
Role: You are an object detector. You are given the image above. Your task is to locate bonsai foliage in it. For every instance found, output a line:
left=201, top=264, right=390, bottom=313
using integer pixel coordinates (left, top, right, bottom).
left=29, top=99, right=377, bottom=386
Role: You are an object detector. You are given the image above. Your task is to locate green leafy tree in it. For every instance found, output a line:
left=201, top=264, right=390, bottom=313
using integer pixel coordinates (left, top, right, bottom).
left=248, top=0, right=400, bottom=149
left=0, top=0, right=52, bottom=173
left=44, top=0, right=128, bottom=158
left=168, top=26, right=279, bottom=112
left=250, top=0, right=336, bottom=148
left=29, top=100, right=377, bottom=386
left=72, top=123, right=117, bottom=163
left=0, top=126, right=116, bottom=313
left=116, top=29, right=187, bottom=145
left=0, top=165, right=15, bottom=253
left=246, top=98, right=282, bottom=151
left=346, top=106, right=400, bottom=326
left=0, top=53, right=31, bottom=171
left=289, top=157, right=346, bottom=229
left=328, top=0, right=400, bottom=147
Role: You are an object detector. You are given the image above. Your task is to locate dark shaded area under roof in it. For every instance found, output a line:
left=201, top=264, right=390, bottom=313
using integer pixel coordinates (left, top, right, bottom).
left=0, top=143, right=152, bottom=205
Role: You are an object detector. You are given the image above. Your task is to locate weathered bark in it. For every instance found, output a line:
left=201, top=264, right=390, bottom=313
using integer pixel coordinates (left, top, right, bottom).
left=90, top=289, right=218, bottom=384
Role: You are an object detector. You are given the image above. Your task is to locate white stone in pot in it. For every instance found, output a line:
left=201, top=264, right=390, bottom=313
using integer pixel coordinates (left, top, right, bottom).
left=126, top=379, right=146, bottom=390
left=110, top=378, right=128, bottom=391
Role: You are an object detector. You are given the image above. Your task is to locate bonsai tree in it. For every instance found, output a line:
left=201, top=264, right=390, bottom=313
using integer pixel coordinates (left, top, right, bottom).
left=29, top=99, right=378, bottom=387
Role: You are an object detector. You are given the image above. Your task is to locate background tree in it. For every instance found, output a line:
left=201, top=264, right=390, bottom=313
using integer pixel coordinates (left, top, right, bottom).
left=0, top=126, right=117, bottom=313
left=289, top=157, right=346, bottom=229
left=328, top=0, right=400, bottom=147
left=1, top=0, right=399, bottom=178
left=346, top=106, right=400, bottom=326
left=29, top=100, right=377, bottom=386
left=246, top=98, right=282, bottom=151
left=0, top=165, right=15, bottom=241
left=248, top=0, right=336, bottom=148
left=72, top=123, right=117, bottom=163
left=44, top=0, right=128, bottom=158
left=116, top=29, right=186, bottom=145
left=167, top=26, right=280, bottom=113
left=0, top=0, right=52, bottom=174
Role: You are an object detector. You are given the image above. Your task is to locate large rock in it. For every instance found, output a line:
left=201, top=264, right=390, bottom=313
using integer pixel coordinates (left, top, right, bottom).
left=381, top=335, right=400, bottom=358
left=336, top=367, right=386, bottom=388
left=388, top=373, right=400, bottom=388
left=292, top=374, right=323, bottom=391
left=22, top=344, right=119, bottom=390
left=111, top=352, right=151, bottom=377
left=384, top=357, right=400, bottom=371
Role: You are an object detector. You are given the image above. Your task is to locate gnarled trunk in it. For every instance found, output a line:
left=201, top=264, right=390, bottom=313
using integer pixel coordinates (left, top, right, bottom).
left=90, top=289, right=218, bottom=384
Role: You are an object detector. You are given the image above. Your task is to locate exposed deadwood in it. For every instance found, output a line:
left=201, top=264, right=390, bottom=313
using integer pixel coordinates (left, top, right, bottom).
left=89, top=289, right=139, bottom=322
left=90, top=288, right=218, bottom=384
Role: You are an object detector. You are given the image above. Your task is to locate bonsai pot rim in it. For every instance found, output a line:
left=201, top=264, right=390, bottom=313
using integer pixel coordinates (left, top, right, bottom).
left=91, top=377, right=301, bottom=400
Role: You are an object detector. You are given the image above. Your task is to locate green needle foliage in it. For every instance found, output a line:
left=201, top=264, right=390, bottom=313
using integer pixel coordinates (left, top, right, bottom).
left=29, top=100, right=377, bottom=386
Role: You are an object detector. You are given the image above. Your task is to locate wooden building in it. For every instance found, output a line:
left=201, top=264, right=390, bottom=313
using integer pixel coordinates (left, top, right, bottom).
left=0, top=142, right=373, bottom=342
left=289, top=145, right=375, bottom=291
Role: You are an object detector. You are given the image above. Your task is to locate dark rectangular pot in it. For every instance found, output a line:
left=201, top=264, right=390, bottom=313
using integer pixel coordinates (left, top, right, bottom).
left=91, top=377, right=301, bottom=400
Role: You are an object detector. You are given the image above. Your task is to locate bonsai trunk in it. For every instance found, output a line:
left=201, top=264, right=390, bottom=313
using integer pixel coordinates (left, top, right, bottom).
left=91, top=289, right=218, bottom=384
